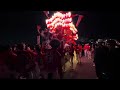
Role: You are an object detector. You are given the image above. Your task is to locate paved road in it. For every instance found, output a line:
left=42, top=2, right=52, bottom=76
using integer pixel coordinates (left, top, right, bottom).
left=63, top=52, right=97, bottom=79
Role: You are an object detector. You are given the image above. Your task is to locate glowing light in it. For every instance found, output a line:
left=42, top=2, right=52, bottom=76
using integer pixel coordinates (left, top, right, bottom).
left=68, top=12, right=71, bottom=17
left=45, top=11, right=78, bottom=42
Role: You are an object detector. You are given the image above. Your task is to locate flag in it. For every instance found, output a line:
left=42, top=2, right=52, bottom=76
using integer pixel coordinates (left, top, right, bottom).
left=76, top=15, right=84, bottom=27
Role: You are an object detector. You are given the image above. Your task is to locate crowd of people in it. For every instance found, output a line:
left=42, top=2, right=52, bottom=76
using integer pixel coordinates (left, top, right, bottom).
left=0, top=38, right=93, bottom=79
left=94, top=39, right=120, bottom=79
left=0, top=38, right=119, bottom=79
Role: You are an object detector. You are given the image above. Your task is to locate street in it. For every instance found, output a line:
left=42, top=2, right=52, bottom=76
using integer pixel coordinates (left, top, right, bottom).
left=63, top=51, right=97, bottom=79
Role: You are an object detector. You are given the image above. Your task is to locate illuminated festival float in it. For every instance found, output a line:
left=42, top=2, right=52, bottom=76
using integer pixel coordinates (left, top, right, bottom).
left=45, top=11, right=83, bottom=45
left=40, top=11, right=84, bottom=46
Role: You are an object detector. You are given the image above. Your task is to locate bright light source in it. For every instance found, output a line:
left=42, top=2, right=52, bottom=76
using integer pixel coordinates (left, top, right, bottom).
left=45, top=11, right=78, bottom=43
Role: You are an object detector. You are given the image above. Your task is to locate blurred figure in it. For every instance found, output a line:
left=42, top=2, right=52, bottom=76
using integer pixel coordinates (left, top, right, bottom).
left=84, top=43, right=90, bottom=57
left=62, top=44, right=71, bottom=72
left=16, top=43, right=35, bottom=79
left=69, top=44, right=74, bottom=69
left=83, top=44, right=87, bottom=57
left=94, top=39, right=109, bottom=79
left=26, top=44, right=41, bottom=79
left=78, top=44, right=83, bottom=63
left=87, top=47, right=92, bottom=60
left=57, top=41, right=66, bottom=72
left=106, top=39, right=120, bottom=79
left=81, top=44, right=84, bottom=56
left=43, top=39, right=63, bottom=79
left=91, top=44, right=95, bottom=60
left=0, top=45, right=17, bottom=79
left=91, top=44, right=95, bottom=66
left=12, top=44, right=17, bottom=53
left=74, top=44, right=82, bottom=64
left=34, top=45, right=42, bottom=65
left=86, top=43, right=91, bottom=59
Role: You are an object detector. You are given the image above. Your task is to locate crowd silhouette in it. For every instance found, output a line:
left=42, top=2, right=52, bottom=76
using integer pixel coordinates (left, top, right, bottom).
left=94, top=39, right=120, bottom=79
left=0, top=38, right=120, bottom=79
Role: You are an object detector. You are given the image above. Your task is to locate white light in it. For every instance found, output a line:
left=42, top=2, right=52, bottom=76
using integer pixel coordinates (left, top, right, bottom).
left=68, top=12, right=71, bottom=17
left=46, top=19, right=49, bottom=24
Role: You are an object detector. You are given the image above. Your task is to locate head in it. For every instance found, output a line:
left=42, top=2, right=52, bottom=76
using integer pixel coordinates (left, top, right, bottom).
left=28, top=44, right=35, bottom=50
left=23, top=43, right=26, bottom=49
left=12, top=44, right=17, bottom=51
left=107, top=39, right=116, bottom=48
left=17, top=43, right=26, bottom=51
left=50, top=39, right=60, bottom=49
left=96, top=39, right=104, bottom=47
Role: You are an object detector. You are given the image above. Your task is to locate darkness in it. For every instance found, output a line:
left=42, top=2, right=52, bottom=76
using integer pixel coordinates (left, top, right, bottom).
left=0, top=11, right=120, bottom=45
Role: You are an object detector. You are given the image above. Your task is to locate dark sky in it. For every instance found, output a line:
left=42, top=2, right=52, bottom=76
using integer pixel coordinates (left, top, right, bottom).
left=0, top=11, right=120, bottom=45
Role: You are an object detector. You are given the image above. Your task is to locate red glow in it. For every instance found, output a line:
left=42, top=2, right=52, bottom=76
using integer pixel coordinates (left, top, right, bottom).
left=45, top=11, right=79, bottom=44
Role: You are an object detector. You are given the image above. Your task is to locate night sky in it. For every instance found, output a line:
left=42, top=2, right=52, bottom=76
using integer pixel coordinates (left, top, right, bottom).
left=0, top=11, right=120, bottom=45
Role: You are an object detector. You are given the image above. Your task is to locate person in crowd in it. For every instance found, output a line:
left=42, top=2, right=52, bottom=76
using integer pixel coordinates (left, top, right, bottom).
left=57, top=41, right=66, bottom=72
left=62, top=43, right=71, bottom=72
left=105, top=39, right=120, bottom=79
left=78, top=43, right=83, bottom=53
left=15, top=43, right=35, bottom=79
left=87, top=45, right=92, bottom=60
left=26, top=44, right=37, bottom=57
left=26, top=44, right=41, bottom=79
left=86, top=43, right=91, bottom=59
left=78, top=44, right=83, bottom=63
left=69, top=44, right=74, bottom=69
left=74, top=44, right=82, bottom=64
left=0, top=45, right=17, bottom=78
left=83, top=44, right=88, bottom=57
left=91, top=44, right=95, bottom=66
left=12, top=44, right=17, bottom=53
left=34, top=45, right=42, bottom=65
left=91, top=44, right=95, bottom=60
left=43, top=39, right=63, bottom=79
left=94, top=39, right=109, bottom=79
left=81, top=44, right=84, bottom=57
left=74, top=45, right=78, bottom=59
